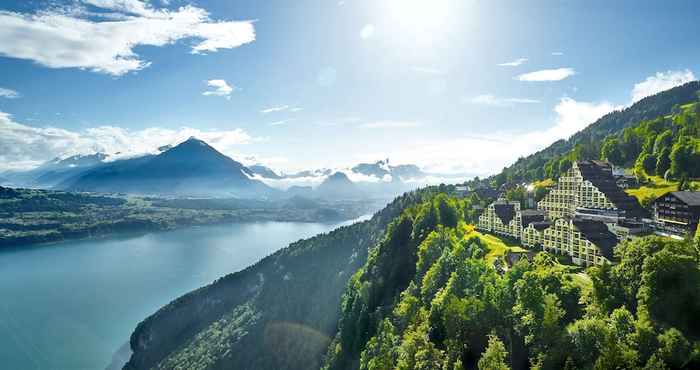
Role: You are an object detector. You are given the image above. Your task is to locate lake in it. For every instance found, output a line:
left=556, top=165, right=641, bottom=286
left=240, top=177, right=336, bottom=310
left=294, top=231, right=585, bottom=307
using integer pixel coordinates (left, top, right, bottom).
left=0, top=219, right=363, bottom=370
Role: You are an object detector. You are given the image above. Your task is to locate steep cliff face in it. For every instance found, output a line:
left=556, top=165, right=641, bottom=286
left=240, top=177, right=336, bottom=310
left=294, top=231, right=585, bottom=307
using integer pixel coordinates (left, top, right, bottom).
left=123, top=188, right=441, bottom=370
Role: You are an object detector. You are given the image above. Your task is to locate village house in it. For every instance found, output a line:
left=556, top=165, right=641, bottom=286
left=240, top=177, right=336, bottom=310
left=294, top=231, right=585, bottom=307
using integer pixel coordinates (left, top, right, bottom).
left=652, top=191, right=700, bottom=238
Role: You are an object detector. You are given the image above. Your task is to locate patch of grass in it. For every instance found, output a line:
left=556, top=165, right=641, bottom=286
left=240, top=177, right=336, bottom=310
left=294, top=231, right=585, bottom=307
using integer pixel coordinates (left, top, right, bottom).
left=626, top=175, right=700, bottom=204
left=533, top=178, right=556, bottom=188
left=569, top=272, right=593, bottom=293
left=471, top=231, right=521, bottom=264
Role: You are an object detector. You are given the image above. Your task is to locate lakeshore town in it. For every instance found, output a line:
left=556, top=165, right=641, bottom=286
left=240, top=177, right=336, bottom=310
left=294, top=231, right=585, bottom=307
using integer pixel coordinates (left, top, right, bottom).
left=471, top=160, right=700, bottom=266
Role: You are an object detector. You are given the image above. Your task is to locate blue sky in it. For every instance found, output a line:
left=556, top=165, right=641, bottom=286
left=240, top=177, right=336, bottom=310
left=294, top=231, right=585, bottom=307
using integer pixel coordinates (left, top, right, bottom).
left=1, top=0, right=699, bottom=175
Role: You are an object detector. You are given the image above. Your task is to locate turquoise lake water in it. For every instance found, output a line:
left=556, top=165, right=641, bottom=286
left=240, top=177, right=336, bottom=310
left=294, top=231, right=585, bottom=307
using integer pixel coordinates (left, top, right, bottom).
left=0, top=220, right=358, bottom=370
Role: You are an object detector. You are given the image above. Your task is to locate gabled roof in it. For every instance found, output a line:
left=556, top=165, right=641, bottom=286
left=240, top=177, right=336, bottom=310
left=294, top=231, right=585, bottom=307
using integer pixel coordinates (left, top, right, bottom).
left=576, top=161, right=649, bottom=218
left=664, top=191, right=700, bottom=206
left=529, top=221, right=551, bottom=231
left=493, top=203, right=516, bottom=225
left=573, top=219, right=618, bottom=259
left=521, top=209, right=545, bottom=227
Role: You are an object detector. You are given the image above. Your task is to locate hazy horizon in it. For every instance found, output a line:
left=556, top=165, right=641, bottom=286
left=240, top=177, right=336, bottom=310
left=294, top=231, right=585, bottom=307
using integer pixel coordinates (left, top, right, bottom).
left=1, top=0, right=699, bottom=176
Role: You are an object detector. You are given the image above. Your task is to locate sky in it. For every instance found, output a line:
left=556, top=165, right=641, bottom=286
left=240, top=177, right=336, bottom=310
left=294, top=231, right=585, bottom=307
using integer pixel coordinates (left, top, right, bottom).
left=1, top=0, right=699, bottom=176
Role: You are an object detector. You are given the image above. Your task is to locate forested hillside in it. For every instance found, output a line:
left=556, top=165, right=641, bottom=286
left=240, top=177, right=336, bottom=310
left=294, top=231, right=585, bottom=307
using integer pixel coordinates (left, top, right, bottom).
left=323, top=197, right=700, bottom=370
left=493, top=81, right=700, bottom=186
left=124, top=185, right=469, bottom=370
left=123, top=82, right=700, bottom=370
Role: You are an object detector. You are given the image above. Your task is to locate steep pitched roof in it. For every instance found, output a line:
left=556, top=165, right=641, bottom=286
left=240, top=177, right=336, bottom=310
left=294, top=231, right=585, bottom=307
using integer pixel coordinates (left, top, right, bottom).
left=573, top=219, right=618, bottom=259
left=493, top=203, right=516, bottom=225
left=529, top=221, right=551, bottom=231
left=669, top=191, right=700, bottom=206
left=576, top=161, right=649, bottom=218
left=521, top=209, right=545, bottom=227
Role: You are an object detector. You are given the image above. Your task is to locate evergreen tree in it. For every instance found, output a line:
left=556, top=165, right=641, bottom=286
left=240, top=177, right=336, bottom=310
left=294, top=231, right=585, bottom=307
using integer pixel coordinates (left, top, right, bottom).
left=478, top=334, right=510, bottom=370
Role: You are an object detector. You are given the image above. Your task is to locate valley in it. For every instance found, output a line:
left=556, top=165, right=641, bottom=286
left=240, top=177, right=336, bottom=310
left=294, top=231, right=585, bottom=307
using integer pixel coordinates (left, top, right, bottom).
left=0, top=186, right=382, bottom=248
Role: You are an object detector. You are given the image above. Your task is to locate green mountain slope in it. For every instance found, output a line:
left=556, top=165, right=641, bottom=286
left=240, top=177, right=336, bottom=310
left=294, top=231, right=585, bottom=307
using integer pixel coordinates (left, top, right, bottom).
left=123, top=186, right=460, bottom=370
left=322, top=197, right=700, bottom=370
left=494, top=81, right=700, bottom=185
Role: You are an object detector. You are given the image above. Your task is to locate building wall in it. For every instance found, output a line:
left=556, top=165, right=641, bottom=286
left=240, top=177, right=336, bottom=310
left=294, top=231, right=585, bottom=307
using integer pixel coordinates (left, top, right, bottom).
left=477, top=200, right=522, bottom=239
left=541, top=218, right=607, bottom=266
left=538, top=162, right=616, bottom=220
left=521, top=225, right=542, bottom=248
left=653, top=194, right=700, bottom=237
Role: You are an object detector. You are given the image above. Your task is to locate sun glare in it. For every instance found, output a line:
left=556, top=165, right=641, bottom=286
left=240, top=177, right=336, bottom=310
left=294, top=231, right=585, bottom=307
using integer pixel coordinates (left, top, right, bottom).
left=377, top=0, right=454, bottom=46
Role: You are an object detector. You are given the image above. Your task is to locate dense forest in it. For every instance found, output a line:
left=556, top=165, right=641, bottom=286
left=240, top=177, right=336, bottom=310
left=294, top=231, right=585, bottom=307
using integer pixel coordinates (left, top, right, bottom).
left=322, top=197, right=700, bottom=370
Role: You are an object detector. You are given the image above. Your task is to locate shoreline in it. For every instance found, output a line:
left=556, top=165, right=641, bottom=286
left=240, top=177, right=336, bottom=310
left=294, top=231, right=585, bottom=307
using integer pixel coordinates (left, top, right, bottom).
left=0, top=211, right=375, bottom=251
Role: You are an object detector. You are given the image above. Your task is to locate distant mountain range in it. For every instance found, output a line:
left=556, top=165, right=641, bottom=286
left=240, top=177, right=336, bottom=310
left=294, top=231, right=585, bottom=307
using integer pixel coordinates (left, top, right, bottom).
left=1, top=139, right=465, bottom=199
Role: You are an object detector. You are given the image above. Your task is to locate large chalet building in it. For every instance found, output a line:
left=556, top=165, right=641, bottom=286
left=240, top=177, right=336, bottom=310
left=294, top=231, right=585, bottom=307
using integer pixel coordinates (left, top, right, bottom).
left=652, top=191, right=700, bottom=237
left=478, top=160, right=642, bottom=266
left=537, top=160, right=647, bottom=221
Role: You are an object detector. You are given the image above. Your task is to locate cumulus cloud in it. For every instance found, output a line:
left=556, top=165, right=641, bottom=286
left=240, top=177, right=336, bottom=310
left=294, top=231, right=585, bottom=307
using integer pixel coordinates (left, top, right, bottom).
left=631, top=69, right=695, bottom=103
left=365, top=96, right=620, bottom=177
left=0, top=87, right=20, bottom=99
left=468, top=94, right=539, bottom=106
left=0, top=1, right=255, bottom=76
left=527, top=97, right=621, bottom=145
left=0, top=110, right=254, bottom=171
left=516, top=68, right=575, bottom=82
left=202, top=79, right=233, bottom=99
left=497, top=57, right=528, bottom=67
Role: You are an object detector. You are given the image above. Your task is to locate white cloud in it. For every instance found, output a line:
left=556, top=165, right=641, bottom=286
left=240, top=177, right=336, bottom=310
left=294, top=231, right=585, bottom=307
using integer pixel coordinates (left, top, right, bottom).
left=268, top=119, right=292, bottom=126
left=551, top=51, right=564, bottom=56
left=527, top=97, right=621, bottom=146
left=261, top=105, right=289, bottom=114
left=360, top=24, right=375, bottom=39
left=0, top=110, right=255, bottom=171
left=360, top=121, right=422, bottom=129
left=468, top=94, right=539, bottom=106
left=497, top=57, right=528, bottom=67
left=202, top=79, right=233, bottom=99
left=0, top=1, right=255, bottom=76
left=366, top=96, right=620, bottom=176
left=516, top=68, right=576, bottom=82
left=631, top=69, right=695, bottom=103
left=0, top=87, right=20, bottom=99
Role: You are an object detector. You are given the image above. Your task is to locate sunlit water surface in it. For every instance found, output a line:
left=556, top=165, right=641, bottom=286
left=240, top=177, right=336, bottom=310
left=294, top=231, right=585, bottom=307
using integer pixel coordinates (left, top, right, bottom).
left=0, top=218, right=364, bottom=370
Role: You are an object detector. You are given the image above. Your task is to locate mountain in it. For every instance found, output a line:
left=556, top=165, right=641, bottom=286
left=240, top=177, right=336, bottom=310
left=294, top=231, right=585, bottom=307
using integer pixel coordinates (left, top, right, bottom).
left=285, top=168, right=334, bottom=179
left=2, top=153, right=107, bottom=188
left=248, top=164, right=283, bottom=179
left=60, top=138, right=275, bottom=197
left=315, top=172, right=363, bottom=199
left=351, top=159, right=426, bottom=181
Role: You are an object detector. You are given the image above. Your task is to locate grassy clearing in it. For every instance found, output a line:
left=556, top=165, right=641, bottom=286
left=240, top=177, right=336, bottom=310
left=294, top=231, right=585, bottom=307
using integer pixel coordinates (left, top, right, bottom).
left=626, top=175, right=700, bottom=203
left=468, top=230, right=523, bottom=264
left=570, top=272, right=593, bottom=293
